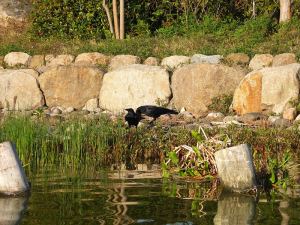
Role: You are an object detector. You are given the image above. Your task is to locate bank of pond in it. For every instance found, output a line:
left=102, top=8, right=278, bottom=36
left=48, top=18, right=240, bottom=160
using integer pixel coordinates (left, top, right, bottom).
left=0, top=113, right=299, bottom=223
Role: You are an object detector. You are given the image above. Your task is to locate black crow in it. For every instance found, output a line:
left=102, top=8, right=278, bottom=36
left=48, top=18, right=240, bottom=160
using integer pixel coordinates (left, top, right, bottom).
left=125, top=108, right=142, bottom=129
left=136, top=105, right=178, bottom=123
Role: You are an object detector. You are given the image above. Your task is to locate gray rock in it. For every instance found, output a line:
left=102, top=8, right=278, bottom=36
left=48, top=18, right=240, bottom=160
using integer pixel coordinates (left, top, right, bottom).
left=0, top=0, right=32, bottom=27
left=223, top=116, right=235, bottom=123
left=273, top=118, right=291, bottom=127
left=240, top=113, right=268, bottom=121
left=268, top=116, right=281, bottom=123
left=191, top=54, right=223, bottom=64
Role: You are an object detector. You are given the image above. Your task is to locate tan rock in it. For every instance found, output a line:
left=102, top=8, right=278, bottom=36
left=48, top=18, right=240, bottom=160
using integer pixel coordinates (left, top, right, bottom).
left=28, top=55, right=45, bottom=68
left=38, top=65, right=104, bottom=109
left=261, top=64, right=300, bottom=114
left=143, top=57, right=160, bottom=66
left=0, top=69, right=44, bottom=110
left=75, top=52, right=109, bottom=66
left=35, top=65, right=59, bottom=74
left=172, top=63, right=246, bottom=116
left=272, top=53, right=297, bottom=67
left=45, top=54, right=75, bottom=66
left=4, top=52, right=32, bottom=67
left=99, top=64, right=171, bottom=111
left=19, top=69, right=39, bottom=79
left=232, top=71, right=262, bottom=115
left=108, top=55, right=141, bottom=71
left=161, top=55, right=190, bottom=70
left=283, top=107, right=297, bottom=120
left=249, top=54, right=273, bottom=70
left=83, top=98, right=99, bottom=111
left=226, top=53, right=250, bottom=66
left=233, top=63, right=300, bottom=115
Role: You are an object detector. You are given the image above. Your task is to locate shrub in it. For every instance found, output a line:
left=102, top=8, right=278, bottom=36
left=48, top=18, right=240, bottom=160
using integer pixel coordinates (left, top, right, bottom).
left=30, top=0, right=109, bottom=39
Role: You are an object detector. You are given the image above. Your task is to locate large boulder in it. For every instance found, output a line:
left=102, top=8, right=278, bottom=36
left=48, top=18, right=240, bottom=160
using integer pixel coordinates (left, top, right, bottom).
left=0, top=69, right=44, bottom=110
left=108, top=55, right=141, bottom=71
left=232, top=63, right=300, bottom=115
left=231, top=71, right=263, bottom=115
left=38, top=64, right=104, bottom=109
left=99, top=64, right=171, bottom=111
left=172, top=63, right=246, bottom=116
left=0, top=0, right=32, bottom=27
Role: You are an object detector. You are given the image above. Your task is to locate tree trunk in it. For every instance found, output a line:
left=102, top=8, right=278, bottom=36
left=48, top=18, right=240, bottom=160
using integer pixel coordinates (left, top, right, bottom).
left=120, top=0, right=125, bottom=39
left=102, top=0, right=115, bottom=35
left=280, top=0, right=291, bottom=22
left=113, top=0, right=120, bottom=39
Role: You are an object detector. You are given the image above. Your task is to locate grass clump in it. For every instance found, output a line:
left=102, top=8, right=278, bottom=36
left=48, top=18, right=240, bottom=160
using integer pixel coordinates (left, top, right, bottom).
left=207, top=94, right=234, bottom=115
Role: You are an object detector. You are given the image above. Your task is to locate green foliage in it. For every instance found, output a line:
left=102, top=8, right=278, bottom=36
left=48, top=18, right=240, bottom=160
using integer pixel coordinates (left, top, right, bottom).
left=233, top=15, right=278, bottom=46
left=28, top=0, right=285, bottom=40
left=30, top=0, right=109, bottom=39
left=207, top=94, right=234, bottom=115
left=266, top=150, right=293, bottom=192
left=289, top=96, right=300, bottom=113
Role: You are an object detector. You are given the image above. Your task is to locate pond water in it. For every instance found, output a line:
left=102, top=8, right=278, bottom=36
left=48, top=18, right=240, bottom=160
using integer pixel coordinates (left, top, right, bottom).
left=2, top=164, right=300, bottom=225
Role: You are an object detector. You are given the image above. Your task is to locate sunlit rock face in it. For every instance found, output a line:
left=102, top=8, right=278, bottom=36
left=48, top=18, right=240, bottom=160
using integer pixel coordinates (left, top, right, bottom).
left=39, top=64, right=104, bottom=109
left=172, top=63, right=246, bottom=117
left=99, top=64, right=171, bottom=112
left=249, top=54, right=273, bottom=71
left=232, top=63, right=300, bottom=115
left=0, top=69, right=44, bottom=110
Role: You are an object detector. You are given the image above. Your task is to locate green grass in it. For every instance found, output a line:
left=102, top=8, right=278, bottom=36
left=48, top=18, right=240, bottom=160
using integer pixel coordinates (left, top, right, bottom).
left=1, top=16, right=300, bottom=61
left=0, top=114, right=299, bottom=187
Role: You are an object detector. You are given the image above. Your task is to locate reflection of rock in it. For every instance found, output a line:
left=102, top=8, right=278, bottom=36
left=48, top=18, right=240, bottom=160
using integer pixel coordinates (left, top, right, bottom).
left=213, top=192, right=257, bottom=225
left=109, top=164, right=162, bottom=180
left=0, top=197, right=29, bottom=225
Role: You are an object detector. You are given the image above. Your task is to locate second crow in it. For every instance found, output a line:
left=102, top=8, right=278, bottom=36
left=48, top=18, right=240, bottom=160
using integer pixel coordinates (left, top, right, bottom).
left=136, top=105, right=178, bottom=123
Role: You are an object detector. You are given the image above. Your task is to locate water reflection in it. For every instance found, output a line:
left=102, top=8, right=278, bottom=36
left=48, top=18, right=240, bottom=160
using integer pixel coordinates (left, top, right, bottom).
left=0, top=196, right=28, bottom=225
left=213, top=192, right=257, bottom=224
left=19, top=163, right=300, bottom=224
